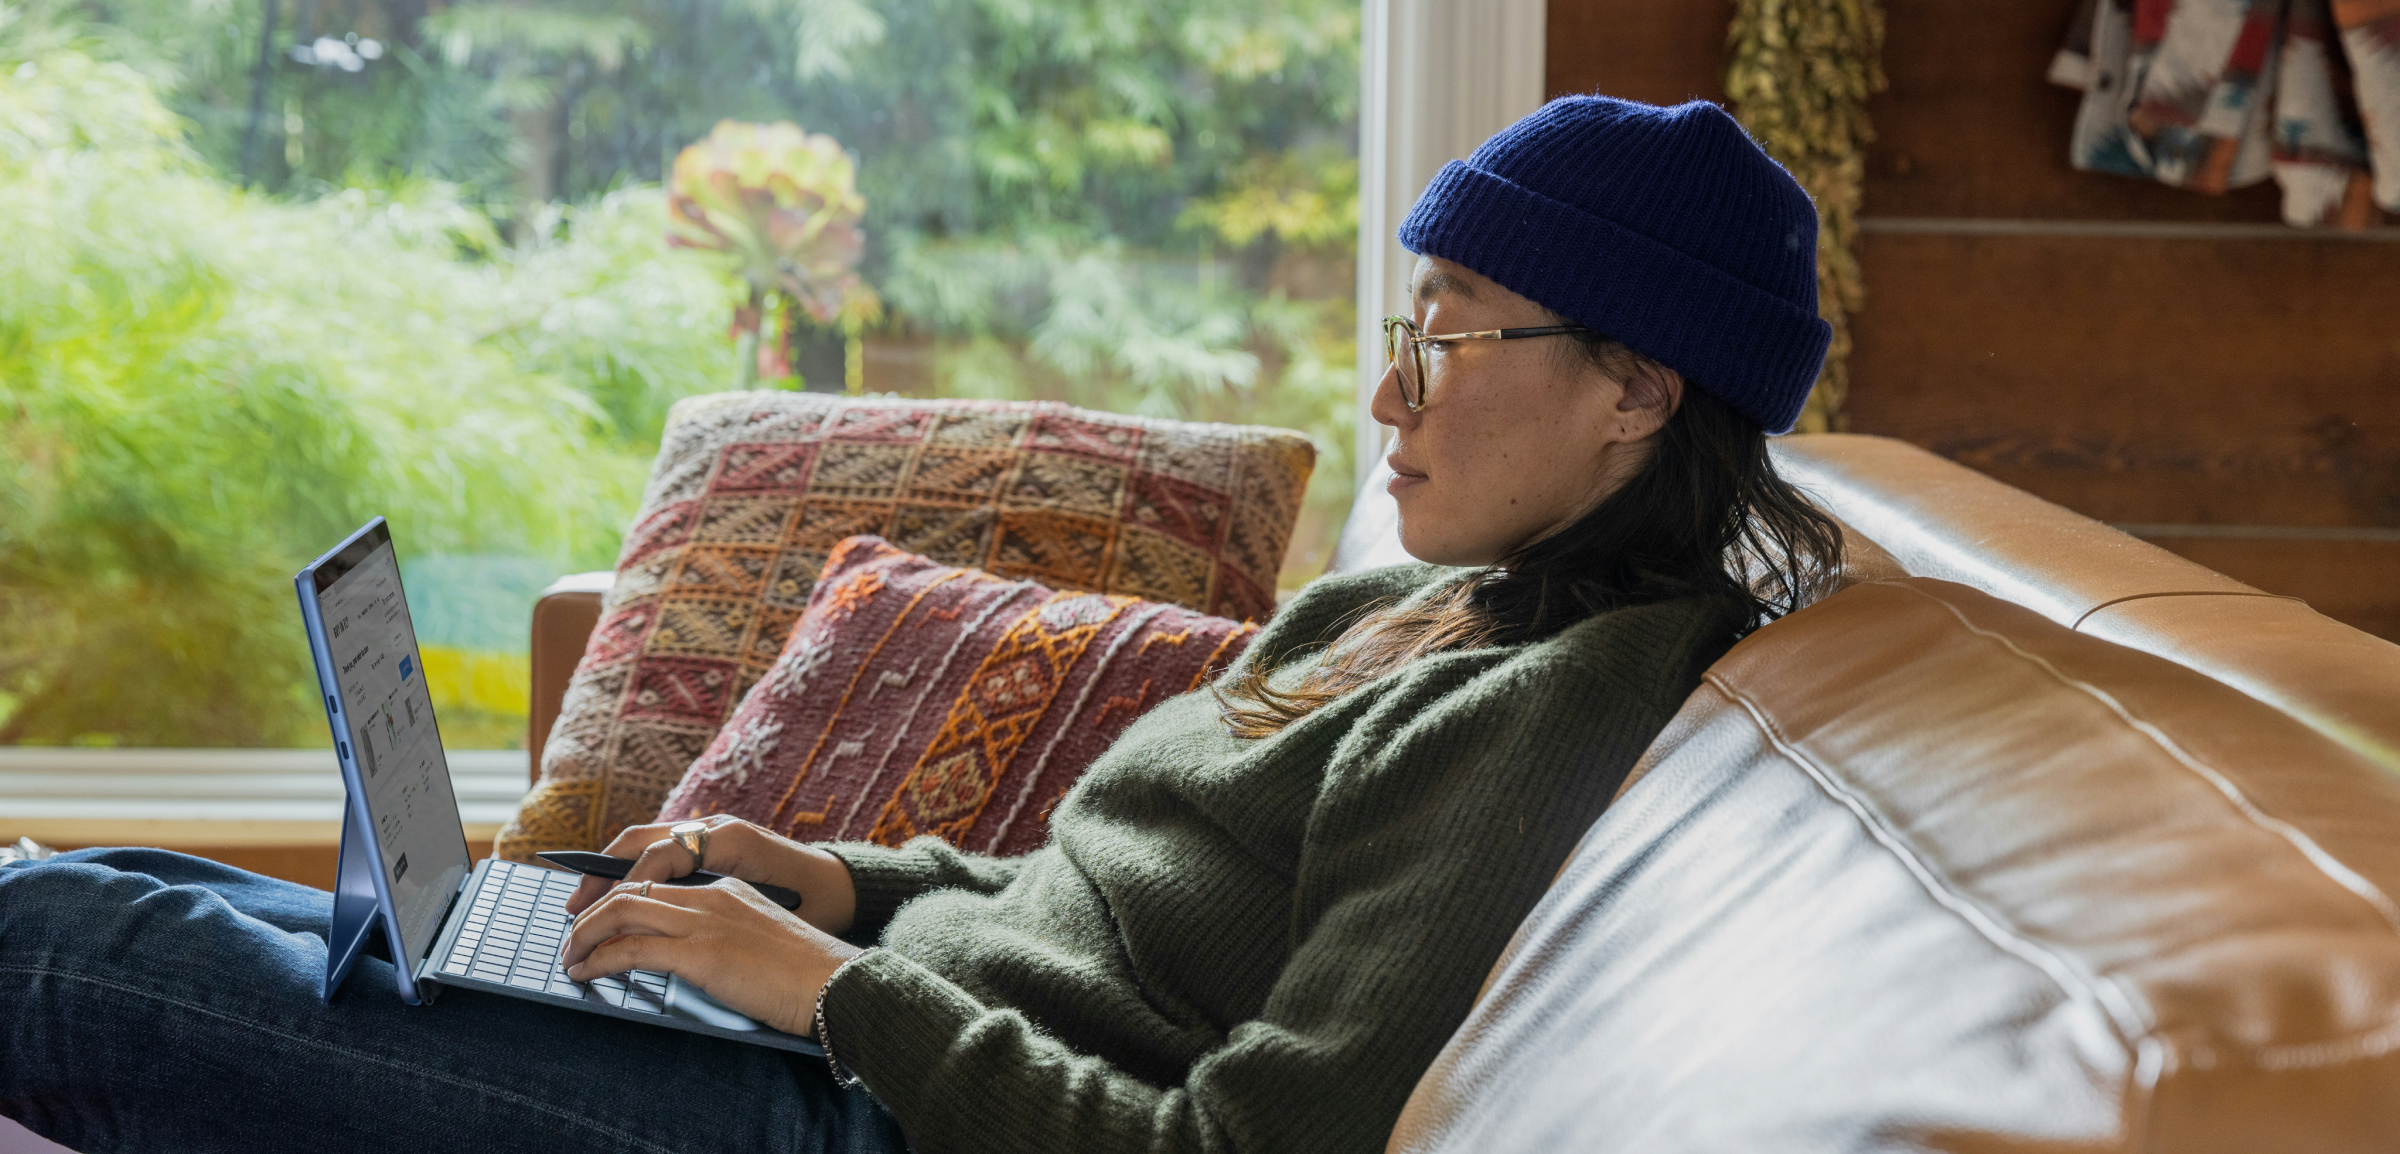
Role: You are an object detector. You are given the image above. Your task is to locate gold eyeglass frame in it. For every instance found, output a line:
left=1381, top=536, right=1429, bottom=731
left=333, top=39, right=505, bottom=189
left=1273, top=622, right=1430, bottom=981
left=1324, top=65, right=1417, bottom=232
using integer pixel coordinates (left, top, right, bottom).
left=1381, top=315, right=1592, bottom=411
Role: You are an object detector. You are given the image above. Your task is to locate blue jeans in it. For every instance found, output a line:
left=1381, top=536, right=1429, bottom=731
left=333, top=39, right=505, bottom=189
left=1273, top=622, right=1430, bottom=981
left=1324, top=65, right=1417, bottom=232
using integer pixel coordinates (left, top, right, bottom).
left=0, top=849, right=912, bottom=1154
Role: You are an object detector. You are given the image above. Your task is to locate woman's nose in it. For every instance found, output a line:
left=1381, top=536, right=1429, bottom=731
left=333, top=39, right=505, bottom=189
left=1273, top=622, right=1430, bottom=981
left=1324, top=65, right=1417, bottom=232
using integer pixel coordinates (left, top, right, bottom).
left=1368, top=358, right=1414, bottom=430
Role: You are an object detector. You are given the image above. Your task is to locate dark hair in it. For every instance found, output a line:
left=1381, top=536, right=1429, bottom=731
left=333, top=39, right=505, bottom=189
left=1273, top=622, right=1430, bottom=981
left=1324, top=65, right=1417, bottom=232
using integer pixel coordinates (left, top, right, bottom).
left=1215, top=328, right=1843, bottom=738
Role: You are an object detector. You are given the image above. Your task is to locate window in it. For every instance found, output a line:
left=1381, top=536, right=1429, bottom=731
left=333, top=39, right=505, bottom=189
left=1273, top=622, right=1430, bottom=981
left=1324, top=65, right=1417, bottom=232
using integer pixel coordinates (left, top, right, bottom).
left=0, top=0, right=1361, bottom=752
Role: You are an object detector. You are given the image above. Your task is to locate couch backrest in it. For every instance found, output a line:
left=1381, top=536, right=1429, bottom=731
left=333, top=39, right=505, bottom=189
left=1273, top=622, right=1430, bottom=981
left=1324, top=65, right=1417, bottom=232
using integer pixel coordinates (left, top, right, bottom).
left=1387, top=577, right=2400, bottom=1152
left=1770, top=434, right=2400, bottom=773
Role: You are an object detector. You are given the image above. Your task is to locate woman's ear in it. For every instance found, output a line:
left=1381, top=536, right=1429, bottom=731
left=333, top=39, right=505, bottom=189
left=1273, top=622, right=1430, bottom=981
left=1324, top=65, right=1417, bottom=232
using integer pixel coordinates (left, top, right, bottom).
left=1614, top=362, right=1684, bottom=442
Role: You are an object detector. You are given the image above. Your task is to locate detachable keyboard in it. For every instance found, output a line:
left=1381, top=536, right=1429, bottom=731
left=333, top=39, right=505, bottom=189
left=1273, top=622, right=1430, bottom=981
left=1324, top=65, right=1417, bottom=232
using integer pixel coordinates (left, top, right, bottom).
left=414, top=857, right=821, bottom=1054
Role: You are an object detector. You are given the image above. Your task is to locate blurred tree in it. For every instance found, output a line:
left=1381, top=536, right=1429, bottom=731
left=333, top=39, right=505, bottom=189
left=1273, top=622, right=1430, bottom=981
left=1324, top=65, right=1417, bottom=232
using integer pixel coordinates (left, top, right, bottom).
left=0, top=42, right=733, bottom=745
left=0, top=0, right=1360, bottom=747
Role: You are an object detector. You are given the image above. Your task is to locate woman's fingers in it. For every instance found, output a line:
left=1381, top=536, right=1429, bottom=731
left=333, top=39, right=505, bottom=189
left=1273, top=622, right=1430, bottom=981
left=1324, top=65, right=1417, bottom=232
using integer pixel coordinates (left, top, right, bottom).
left=551, top=874, right=853, bottom=1036
left=599, top=821, right=679, bottom=858
left=627, top=836, right=699, bottom=883
left=561, top=845, right=681, bottom=916
left=560, top=882, right=707, bottom=970
left=563, top=874, right=609, bottom=915
left=564, top=821, right=682, bottom=915
left=564, top=929, right=681, bottom=983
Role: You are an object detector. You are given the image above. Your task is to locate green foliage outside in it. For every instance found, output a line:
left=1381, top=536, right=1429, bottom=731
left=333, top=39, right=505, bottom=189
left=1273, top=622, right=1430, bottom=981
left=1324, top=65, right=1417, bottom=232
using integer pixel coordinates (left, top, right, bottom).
left=0, top=0, right=1360, bottom=749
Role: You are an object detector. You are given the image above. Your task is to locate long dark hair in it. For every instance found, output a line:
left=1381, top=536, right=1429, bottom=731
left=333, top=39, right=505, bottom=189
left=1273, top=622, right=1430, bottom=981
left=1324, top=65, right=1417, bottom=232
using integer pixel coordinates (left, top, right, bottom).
left=1215, top=328, right=1843, bottom=738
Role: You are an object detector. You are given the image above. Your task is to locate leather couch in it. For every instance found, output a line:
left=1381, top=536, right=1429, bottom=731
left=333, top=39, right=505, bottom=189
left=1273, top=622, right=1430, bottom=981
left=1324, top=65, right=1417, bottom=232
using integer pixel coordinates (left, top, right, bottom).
left=527, top=433, right=2400, bottom=1152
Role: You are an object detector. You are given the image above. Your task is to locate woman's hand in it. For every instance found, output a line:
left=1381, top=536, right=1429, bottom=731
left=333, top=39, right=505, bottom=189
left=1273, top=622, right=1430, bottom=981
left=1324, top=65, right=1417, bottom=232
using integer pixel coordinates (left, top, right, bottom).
left=561, top=876, right=859, bottom=1037
left=561, top=815, right=857, bottom=936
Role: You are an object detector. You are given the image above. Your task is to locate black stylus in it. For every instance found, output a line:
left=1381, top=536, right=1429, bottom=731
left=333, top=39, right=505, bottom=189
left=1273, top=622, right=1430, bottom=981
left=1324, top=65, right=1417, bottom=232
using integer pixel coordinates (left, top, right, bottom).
left=535, top=850, right=803, bottom=910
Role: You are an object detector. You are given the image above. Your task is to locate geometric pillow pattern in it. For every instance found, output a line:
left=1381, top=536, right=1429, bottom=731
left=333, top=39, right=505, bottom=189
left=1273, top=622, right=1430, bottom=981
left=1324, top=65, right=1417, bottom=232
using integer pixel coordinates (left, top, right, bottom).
left=494, top=391, right=1314, bottom=860
left=657, top=536, right=1259, bottom=857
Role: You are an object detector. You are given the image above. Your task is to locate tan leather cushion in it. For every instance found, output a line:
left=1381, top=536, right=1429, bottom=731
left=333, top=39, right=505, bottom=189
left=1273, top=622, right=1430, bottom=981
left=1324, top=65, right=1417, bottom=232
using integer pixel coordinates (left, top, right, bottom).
left=2079, top=593, right=2400, bottom=772
left=1772, top=435, right=2400, bottom=775
left=1768, top=435, right=2255, bottom=623
left=1389, top=578, right=2400, bottom=1154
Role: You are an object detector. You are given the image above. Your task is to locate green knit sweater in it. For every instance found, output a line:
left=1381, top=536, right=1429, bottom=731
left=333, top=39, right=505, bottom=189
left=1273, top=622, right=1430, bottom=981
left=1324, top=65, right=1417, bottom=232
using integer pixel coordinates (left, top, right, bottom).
left=821, top=562, right=1738, bottom=1154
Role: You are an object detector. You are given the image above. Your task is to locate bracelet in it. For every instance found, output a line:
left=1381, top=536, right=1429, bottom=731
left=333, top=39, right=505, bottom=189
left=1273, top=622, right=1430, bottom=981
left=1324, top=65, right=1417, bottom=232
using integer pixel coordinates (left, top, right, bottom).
left=813, top=948, right=878, bottom=1090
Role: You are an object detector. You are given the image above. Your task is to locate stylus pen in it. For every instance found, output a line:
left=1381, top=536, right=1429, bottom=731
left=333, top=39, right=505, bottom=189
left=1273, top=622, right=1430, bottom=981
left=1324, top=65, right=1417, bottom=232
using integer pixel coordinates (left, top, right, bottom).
left=535, top=850, right=804, bottom=910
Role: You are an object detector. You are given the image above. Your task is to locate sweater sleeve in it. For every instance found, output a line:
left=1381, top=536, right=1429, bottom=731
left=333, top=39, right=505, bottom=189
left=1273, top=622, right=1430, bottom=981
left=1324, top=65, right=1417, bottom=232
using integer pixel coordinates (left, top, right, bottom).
left=819, top=600, right=1726, bottom=1154
left=823, top=837, right=1025, bottom=940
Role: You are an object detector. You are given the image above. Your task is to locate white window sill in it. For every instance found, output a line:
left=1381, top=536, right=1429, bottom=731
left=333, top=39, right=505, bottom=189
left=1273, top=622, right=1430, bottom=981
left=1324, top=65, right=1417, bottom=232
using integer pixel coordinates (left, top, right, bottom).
left=0, top=747, right=528, bottom=847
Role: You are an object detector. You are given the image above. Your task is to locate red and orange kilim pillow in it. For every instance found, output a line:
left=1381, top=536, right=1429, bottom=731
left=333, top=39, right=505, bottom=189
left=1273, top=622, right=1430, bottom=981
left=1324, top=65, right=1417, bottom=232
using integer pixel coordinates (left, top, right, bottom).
left=656, top=536, right=1257, bottom=855
left=495, top=392, right=1312, bottom=860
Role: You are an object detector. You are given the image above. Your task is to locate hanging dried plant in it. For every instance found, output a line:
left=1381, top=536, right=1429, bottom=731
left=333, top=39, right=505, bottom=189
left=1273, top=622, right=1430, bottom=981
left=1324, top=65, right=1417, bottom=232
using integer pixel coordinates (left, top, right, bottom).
left=1725, top=0, right=1885, bottom=433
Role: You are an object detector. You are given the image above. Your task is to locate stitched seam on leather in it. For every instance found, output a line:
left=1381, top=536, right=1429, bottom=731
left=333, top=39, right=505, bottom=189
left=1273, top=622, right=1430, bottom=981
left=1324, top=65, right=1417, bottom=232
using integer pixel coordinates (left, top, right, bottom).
left=0, top=963, right=690, bottom=1153
left=2069, top=590, right=2308, bottom=631
left=1899, top=583, right=2400, bottom=938
left=1896, top=583, right=2400, bottom=1071
left=1701, top=669, right=2155, bottom=1045
left=1710, top=666, right=2172, bottom=1149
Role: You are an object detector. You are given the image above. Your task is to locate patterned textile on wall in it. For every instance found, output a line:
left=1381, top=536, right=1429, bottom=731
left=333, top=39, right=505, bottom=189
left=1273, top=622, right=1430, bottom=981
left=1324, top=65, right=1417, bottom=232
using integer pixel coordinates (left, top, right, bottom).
left=2054, top=0, right=2400, bottom=227
left=495, top=392, right=1313, bottom=860
left=659, top=536, right=1258, bottom=856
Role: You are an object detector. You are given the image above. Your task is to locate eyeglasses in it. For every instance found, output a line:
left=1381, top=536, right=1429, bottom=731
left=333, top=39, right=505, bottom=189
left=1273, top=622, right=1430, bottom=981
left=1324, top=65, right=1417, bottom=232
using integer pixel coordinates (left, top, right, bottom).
left=1382, top=315, right=1593, bottom=411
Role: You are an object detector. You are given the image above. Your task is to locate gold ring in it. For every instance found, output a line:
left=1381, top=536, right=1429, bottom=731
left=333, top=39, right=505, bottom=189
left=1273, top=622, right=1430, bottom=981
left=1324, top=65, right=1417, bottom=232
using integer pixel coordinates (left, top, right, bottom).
left=670, top=820, right=710, bottom=870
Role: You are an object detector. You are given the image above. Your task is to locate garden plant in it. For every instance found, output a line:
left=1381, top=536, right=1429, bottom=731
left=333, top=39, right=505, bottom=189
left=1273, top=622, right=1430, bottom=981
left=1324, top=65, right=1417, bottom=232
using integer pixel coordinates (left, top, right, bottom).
left=0, top=0, right=1360, bottom=749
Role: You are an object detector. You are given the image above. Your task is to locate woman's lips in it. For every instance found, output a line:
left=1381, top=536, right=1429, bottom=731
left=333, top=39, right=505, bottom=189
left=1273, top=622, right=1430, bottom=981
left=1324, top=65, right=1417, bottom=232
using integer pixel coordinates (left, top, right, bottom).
left=1386, top=458, right=1427, bottom=494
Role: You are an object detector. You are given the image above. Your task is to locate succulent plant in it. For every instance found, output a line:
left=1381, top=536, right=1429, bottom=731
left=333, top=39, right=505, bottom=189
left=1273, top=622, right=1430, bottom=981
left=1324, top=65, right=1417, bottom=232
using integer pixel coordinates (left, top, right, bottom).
left=666, top=120, right=880, bottom=385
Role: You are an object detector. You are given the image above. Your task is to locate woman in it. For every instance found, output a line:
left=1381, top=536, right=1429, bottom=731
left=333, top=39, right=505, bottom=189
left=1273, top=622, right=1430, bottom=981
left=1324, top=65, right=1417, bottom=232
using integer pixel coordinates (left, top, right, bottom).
left=1, top=95, right=1842, bottom=1154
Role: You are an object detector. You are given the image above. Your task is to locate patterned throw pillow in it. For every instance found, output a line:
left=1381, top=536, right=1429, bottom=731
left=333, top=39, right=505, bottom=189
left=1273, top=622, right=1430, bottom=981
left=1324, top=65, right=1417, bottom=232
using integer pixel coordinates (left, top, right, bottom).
left=658, top=535, right=1258, bottom=855
left=495, top=392, right=1312, bottom=860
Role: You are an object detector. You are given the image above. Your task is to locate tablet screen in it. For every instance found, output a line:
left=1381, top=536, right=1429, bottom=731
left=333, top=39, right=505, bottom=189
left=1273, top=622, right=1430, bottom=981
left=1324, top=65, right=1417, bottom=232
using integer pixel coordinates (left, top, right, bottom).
left=314, top=528, right=470, bottom=963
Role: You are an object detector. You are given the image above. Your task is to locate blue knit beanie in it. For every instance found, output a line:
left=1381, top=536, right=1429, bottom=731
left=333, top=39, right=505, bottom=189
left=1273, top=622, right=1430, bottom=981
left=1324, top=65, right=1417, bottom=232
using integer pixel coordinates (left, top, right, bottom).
left=1397, top=96, right=1831, bottom=434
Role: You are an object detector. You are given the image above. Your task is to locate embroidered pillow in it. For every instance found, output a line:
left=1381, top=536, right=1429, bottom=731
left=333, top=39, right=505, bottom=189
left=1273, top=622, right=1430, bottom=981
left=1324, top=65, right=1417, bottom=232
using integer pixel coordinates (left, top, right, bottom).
left=496, top=392, right=1311, bottom=860
left=658, top=536, right=1257, bottom=855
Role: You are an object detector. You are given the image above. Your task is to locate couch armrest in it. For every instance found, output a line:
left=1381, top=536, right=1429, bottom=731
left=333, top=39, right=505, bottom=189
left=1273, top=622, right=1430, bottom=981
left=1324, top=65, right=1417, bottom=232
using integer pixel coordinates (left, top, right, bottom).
left=527, top=571, right=613, bottom=785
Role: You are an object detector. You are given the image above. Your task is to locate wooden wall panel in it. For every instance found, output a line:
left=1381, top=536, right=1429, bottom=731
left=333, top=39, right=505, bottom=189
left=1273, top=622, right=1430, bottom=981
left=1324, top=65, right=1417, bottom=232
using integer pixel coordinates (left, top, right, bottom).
left=1545, top=0, right=1728, bottom=107
left=1843, top=231, right=2400, bottom=527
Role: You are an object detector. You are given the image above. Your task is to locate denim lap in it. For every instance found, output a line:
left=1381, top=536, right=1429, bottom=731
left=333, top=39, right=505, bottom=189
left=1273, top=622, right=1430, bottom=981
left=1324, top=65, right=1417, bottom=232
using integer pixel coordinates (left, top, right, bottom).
left=0, top=849, right=910, bottom=1154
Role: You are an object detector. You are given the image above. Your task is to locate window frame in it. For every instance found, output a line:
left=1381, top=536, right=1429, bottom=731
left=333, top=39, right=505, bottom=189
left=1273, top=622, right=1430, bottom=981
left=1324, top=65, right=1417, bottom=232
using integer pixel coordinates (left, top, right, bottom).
left=1353, top=0, right=1548, bottom=489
